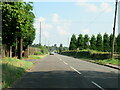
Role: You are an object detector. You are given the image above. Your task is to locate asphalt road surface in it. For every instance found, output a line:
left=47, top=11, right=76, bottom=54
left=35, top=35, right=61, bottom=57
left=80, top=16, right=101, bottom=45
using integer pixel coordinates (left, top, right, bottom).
left=10, top=54, right=119, bottom=89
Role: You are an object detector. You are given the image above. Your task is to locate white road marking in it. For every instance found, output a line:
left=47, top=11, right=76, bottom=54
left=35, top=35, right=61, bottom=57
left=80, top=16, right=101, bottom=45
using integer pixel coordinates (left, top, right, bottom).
left=70, top=66, right=82, bottom=74
left=60, top=59, right=62, bottom=60
left=92, top=81, right=105, bottom=90
left=56, top=56, right=81, bottom=75
left=63, top=61, right=68, bottom=65
left=55, top=56, right=62, bottom=61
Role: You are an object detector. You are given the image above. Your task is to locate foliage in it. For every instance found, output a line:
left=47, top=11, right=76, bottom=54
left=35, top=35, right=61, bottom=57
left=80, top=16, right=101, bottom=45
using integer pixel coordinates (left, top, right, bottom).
left=77, top=34, right=84, bottom=50
left=96, top=33, right=103, bottom=51
left=109, top=34, right=113, bottom=52
left=116, top=34, right=120, bottom=52
left=59, top=44, right=63, bottom=53
left=68, top=33, right=120, bottom=53
left=90, top=35, right=96, bottom=50
left=2, top=57, right=33, bottom=89
left=60, top=50, right=112, bottom=60
left=29, top=55, right=42, bottom=59
left=39, top=45, right=49, bottom=54
left=97, top=59, right=120, bottom=65
left=69, top=34, right=77, bottom=50
left=83, top=34, right=90, bottom=49
left=2, top=2, right=35, bottom=57
left=34, top=51, right=43, bottom=55
left=103, top=33, right=110, bottom=52
left=109, top=34, right=117, bottom=52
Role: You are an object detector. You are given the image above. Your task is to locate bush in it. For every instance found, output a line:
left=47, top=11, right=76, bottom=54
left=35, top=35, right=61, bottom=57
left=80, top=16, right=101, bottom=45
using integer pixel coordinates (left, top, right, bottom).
left=91, top=53, right=111, bottom=60
left=34, top=52, right=43, bottom=55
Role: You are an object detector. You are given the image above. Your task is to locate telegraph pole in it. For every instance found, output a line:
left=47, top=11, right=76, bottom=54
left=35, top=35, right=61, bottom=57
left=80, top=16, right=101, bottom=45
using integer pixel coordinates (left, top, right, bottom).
left=111, top=0, right=118, bottom=59
left=39, top=22, right=41, bottom=46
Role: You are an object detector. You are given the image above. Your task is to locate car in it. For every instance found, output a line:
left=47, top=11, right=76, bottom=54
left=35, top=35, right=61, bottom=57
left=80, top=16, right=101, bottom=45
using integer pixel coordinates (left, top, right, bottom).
left=50, top=52, right=54, bottom=55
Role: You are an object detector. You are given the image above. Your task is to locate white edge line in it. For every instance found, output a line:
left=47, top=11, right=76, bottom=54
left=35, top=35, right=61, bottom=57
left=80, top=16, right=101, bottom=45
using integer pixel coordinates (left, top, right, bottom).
left=92, top=81, right=105, bottom=90
left=70, top=66, right=81, bottom=74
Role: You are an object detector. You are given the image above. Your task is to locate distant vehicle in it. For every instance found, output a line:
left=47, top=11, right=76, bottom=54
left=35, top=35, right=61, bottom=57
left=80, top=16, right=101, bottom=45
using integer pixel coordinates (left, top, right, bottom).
left=50, top=52, right=54, bottom=55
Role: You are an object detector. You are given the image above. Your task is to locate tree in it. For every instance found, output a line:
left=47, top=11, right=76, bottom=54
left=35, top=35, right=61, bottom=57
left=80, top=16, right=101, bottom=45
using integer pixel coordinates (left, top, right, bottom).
left=116, top=34, right=120, bottom=52
left=96, top=33, right=103, bottom=51
left=69, top=34, right=77, bottom=50
left=109, top=34, right=113, bottom=52
left=59, top=44, right=63, bottom=53
left=77, top=34, right=84, bottom=50
left=109, top=34, right=117, bottom=52
left=103, top=33, right=110, bottom=52
left=90, top=35, right=96, bottom=50
left=2, top=2, right=35, bottom=59
left=83, top=34, right=90, bottom=49
left=2, top=2, right=19, bottom=57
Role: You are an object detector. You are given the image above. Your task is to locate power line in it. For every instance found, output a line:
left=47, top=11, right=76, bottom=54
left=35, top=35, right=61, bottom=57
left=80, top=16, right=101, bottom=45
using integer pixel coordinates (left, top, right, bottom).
left=82, top=3, right=115, bottom=29
left=33, top=2, right=38, bottom=18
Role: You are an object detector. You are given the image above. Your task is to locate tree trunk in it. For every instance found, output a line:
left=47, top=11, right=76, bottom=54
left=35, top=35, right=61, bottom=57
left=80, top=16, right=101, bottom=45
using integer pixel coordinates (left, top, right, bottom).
left=18, top=37, right=23, bottom=59
left=15, top=39, right=17, bottom=58
left=24, top=45, right=29, bottom=58
left=9, top=46, right=12, bottom=58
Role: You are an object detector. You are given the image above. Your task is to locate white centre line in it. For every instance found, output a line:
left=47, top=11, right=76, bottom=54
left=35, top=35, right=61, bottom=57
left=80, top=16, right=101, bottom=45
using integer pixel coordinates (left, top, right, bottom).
left=56, top=56, right=81, bottom=75
left=56, top=56, right=62, bottom=61
left=63, top=61, right=68, bottom=65
left=70, top=66, right=82, bottom=74
left=92, top=81, right=105, bottom=90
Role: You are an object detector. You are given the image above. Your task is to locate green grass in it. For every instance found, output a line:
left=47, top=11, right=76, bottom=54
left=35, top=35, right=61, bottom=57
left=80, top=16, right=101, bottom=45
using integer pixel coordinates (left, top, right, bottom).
left=1, top=58, right=33, bottom=89
left=96, top=59, right=120, bottom=65
left=29, top=55, right=42, bottom=59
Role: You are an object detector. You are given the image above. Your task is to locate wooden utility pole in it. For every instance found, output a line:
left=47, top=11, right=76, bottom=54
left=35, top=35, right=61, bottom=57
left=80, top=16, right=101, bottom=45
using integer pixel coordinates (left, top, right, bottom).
left=111, top=0, right=118, bottom=59
left=39, top=22, right=41, bottom=46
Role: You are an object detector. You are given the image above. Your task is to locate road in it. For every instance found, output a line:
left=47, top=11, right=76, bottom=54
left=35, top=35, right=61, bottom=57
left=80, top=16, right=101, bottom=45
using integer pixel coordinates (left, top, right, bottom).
left=10, top=54, right=119, bottom=89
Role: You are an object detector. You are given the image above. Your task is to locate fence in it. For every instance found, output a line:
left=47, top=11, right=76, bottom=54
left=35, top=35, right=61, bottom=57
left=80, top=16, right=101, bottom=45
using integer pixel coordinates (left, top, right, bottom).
left=1, top=45, right=40, bottom=58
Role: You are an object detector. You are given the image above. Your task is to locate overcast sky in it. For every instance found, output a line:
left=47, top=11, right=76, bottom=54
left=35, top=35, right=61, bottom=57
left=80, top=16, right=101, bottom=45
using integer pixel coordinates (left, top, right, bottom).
left=30, top=0, right=119, bottom=47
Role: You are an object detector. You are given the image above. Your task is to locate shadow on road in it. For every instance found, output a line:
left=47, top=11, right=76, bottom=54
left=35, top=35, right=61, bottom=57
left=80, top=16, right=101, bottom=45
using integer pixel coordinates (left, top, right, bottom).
left=8, top=70, right=120, bottom=89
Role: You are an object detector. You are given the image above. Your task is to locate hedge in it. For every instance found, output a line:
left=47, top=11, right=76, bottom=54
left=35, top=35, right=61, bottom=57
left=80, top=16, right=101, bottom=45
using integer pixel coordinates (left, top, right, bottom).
left=60, top=50, right=120, bottom=60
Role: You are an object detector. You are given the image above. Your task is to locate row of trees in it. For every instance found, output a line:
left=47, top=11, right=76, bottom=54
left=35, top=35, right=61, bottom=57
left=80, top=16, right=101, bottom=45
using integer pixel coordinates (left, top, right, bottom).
left=2, top=2, right=35, bottom=59
left=69, top=33, right=120, bottom=52
left=35, top=44, right=69, bottom=53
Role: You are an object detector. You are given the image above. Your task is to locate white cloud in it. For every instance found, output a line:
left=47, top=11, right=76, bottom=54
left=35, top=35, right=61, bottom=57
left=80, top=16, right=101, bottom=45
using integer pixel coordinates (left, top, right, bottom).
left=42, top=23, right=53, bottom=29
left=87, top=4, right=98, bottom=12
left=57, top=26, right=70, bottom=36
left=76, top=2, right=113, bottom=13
left=81, top=29, right=90, bottom=34
left=33, top=17, right=53, bottom=44
left=37, top=17, right=46, bottom=22
left=100, top=2, right=112, bottom=13
left=33, top=13, right=72, bottom=44
left=76, top=2, right=98, bottom=12
left=52, top=13, right=60, bottom=23
left=51, top=13, right=71, bottom=36
left=43, top=31, right=49, bottom=38
left=34, top=17, right=52, bottom=30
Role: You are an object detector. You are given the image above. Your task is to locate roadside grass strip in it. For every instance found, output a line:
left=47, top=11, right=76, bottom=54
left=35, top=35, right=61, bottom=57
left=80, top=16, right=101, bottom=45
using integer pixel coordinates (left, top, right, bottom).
left=1, top=58, right=33, bottom=89
left=23, top=55, right=48, bottom=60
left=96, top=59, right=120, bottom=66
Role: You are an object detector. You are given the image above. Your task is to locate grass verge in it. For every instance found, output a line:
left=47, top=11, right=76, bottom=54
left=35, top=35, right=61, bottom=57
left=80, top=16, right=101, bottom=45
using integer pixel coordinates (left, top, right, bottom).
left=23, top=54, right=47, bottom=60
left=96, top=59, right=120, bottom=66
left=1, top=58, right=33, bottom=89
